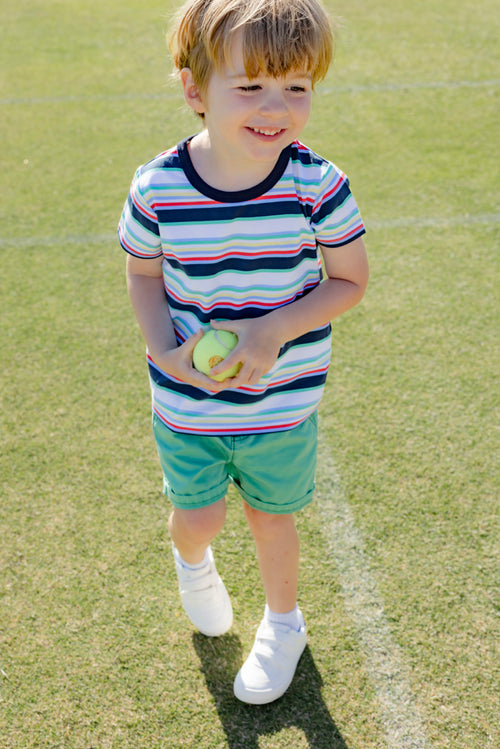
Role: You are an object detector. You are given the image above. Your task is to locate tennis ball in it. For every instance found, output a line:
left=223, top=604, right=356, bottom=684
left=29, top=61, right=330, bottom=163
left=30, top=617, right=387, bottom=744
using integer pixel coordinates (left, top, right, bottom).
left=193, top=329, right=242, bottom=382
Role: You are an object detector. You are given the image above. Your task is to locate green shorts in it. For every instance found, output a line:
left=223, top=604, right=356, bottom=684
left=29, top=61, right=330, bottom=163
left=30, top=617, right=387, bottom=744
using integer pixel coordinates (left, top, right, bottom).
left=152, top=412, right=318, bottom=515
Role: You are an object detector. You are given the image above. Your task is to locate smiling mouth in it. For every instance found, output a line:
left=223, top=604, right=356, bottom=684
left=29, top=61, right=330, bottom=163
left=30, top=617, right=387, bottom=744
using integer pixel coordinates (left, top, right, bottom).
left=248, top=127, right=285, bottom=137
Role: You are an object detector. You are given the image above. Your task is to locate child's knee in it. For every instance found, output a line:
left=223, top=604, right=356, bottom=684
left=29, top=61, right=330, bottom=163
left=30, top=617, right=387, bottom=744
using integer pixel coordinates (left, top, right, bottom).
left=170, top=499, right=226, bottom=543
left=243, top=503, right=294, bottom=540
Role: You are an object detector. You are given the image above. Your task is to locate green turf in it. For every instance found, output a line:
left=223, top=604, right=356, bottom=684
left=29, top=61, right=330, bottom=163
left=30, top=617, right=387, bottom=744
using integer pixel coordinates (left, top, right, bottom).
left=1, top=0, right=499, bottom=746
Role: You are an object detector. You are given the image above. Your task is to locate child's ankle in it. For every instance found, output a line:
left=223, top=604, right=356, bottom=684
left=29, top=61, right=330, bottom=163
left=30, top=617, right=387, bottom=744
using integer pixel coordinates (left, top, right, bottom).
left=173, top=544, right=210, bottom=570
left=264, top=604, right=302, bottom=632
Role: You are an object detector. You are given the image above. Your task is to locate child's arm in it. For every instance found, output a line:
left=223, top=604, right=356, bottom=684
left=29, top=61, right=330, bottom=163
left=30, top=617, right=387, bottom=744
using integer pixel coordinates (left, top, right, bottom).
left=126, top=254, right=224, bottom=392
left=210, top=236, right=369, bottom=385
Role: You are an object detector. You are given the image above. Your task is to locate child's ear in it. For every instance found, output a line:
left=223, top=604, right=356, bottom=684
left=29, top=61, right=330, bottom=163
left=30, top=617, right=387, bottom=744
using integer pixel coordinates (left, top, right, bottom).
left=180, top=68, right=205, bottom=115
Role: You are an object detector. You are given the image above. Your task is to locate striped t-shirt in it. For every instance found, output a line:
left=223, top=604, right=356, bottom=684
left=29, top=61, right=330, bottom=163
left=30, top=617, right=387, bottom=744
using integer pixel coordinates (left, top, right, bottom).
left=118, top=137, right=365, bottom=435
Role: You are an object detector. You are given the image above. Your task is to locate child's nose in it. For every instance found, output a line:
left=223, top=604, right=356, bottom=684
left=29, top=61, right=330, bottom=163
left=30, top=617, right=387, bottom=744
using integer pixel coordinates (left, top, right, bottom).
left=259, top=88, right=287, bottom=116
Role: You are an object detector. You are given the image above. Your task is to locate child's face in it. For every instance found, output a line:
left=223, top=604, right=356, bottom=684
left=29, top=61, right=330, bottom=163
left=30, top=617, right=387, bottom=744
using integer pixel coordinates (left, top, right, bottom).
left=185, top=30, right=313, bottom=173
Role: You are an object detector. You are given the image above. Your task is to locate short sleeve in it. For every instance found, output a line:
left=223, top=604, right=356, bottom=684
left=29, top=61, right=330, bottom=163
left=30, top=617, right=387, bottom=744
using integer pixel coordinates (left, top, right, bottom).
left=311, top=163, right=366, bottom=247
left=117, top=167, right=163, bottom=258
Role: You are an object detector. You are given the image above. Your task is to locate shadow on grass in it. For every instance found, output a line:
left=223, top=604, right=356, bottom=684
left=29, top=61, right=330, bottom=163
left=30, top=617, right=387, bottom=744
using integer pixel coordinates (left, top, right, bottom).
left=193, top=632, right=349, bottom=749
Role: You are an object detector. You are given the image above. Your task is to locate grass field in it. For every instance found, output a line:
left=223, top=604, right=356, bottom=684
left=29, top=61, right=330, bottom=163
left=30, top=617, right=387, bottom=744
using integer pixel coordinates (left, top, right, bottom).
left=1, top=0, right=499, bottom=747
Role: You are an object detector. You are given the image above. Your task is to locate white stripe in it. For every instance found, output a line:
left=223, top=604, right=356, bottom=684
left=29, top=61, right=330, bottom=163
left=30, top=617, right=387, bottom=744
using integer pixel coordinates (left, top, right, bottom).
left=1, top=79, right=498, bottom=106
left=0, top=92, right=179, bottom=105
left=1, top=212, right=497, bottom=250
left=0, top=233, right=117, bottom=248
left=315, top=447, right=428, bottom=748
left=319, top=78, right=500, bottom=95
left=1, top=92, right=179, bottom=105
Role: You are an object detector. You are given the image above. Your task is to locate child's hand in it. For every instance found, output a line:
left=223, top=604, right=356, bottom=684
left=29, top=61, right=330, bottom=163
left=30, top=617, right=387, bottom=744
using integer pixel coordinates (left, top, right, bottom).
left=209, top=317, right=283, bottom=386
left=151, top=329, right=226, bottom=393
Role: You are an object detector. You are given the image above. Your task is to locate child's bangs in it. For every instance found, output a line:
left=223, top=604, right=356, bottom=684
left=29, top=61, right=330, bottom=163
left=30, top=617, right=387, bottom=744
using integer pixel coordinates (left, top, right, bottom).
left=210, top=2, right=333, bottom=85
left=237, top=20, right=330, bottom=83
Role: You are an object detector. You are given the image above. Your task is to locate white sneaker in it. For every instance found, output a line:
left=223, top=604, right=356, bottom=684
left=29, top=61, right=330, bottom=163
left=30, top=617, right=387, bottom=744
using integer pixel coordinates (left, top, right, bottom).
left=233, top=611, right=307, bottom=704
left=172, top=545, right=233, bottom=637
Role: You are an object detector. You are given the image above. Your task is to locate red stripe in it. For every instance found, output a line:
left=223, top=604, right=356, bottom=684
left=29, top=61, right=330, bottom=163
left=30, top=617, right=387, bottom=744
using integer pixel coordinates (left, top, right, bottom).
left=165, top=282, right=319, bottom=312
left=119, top=232, right=161, bottom=259
left=151, top=191, right=299, bottom=210
left=131, top=192, right=157, bottom=221
left=153, top=407, right=306, bottom=435
left=162, top=241, right=317, bottom=263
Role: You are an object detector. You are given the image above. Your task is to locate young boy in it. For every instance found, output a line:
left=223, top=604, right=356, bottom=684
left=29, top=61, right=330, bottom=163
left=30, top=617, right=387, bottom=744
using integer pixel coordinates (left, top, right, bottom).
left=118, top=0, right=368, bottom=704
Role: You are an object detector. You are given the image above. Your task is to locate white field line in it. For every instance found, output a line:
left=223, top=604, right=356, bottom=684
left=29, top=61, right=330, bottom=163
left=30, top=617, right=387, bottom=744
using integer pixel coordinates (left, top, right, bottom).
left=320, top=78, right=500, bottom=95
left=0, top=212, right=498, bottom=250
left=366, top=213, right=500, bottom=230
left=315, top=446, right=428, bottom=749
left=0, top=233, right=118, bottom=249
left=1, top=78, right=498, bottom=106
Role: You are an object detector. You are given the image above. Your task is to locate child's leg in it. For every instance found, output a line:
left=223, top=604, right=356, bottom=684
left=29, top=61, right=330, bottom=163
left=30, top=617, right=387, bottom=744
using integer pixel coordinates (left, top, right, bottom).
left=168, top=498, right=232, bottom=637
left=234, top=502, right=306, bottom=704
left=168, top=498, right=226, bottom=564
left=242, top=502, right=299, bottom=613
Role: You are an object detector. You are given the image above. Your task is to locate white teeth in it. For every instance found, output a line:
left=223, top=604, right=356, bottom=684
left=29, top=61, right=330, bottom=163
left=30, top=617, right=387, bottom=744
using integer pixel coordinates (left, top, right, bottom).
left=253, top=128, right=282, bottom=136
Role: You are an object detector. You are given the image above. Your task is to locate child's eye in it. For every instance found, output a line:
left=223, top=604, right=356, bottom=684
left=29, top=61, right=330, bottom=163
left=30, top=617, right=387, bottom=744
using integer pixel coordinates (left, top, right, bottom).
left=238, top=85, right=261, bottom=92
left=289, top=85, right=306, bottom=93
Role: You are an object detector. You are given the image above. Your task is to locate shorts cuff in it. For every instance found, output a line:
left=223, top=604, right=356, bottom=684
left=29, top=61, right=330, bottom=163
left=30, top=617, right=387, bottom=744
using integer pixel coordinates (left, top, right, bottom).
left=163, top=477, right=228, bottom=510
left=237, top=483, right=315, bottom=515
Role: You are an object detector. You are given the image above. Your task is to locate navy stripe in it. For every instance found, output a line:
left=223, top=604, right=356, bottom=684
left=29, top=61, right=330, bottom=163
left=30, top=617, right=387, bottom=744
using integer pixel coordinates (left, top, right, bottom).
left=320, top=227, right=366, bottom=248
left=291, top=146, right=326, bottom=168
left=164, top=246, right=318, bottom=275
left=312, top=183, right=353, bottom=224
left=167, top=299, right=281, bottom=324
left=165, top=287, right=326, bottom=326
left=156, top=199, right=304, bottom=224
left=143, top=150, right=181, bottom=172
left=149, top=365, right=328, bottom=404
left=279, top=324, right=331, bottom=355
left=128, top=194, right=159, bottom=236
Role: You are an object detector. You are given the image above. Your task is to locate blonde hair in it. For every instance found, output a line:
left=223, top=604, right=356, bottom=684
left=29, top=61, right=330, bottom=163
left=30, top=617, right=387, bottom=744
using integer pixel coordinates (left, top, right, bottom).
left=168, top=0, right=334, bottom=92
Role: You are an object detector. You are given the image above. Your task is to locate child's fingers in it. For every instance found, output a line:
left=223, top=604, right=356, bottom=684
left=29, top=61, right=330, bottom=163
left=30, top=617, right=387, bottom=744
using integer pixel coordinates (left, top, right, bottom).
left=209, top=319, right=239, bottom=333
left=209, top=349, right=243, bottom=378
left=182, top=328, right=205, bottom=353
